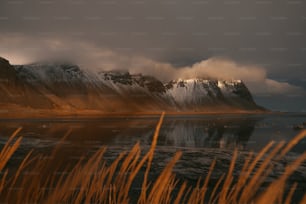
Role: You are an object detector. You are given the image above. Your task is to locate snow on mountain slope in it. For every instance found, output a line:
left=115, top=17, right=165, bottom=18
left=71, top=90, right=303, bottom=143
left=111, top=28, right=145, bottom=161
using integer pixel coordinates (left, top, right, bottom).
left=12, top=64, right=172, bottom=110
left=95, top=71, right=166, bottom=95
left=94, top=71, right=174, bottom=110
left=16, top=63, right=85, bottom=82
left=165, top=79, right=216, bottom=105
left=164, top=78, right=258, bottom=110
left=0, top=57, right=264, bottom=112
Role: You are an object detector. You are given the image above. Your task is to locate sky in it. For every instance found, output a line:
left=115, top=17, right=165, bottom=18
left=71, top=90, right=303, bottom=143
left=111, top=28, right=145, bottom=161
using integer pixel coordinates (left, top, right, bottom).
left=0, top=0, right=306, bottom=111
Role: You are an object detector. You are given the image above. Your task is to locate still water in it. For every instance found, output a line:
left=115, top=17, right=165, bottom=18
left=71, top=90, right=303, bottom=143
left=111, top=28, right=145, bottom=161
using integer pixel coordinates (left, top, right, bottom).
left=0, top=113, right=306, bottom=201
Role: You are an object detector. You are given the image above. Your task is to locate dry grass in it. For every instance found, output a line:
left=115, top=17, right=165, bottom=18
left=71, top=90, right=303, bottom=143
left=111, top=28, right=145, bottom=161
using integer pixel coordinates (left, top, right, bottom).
left=0, top=112, right=305, bottom=203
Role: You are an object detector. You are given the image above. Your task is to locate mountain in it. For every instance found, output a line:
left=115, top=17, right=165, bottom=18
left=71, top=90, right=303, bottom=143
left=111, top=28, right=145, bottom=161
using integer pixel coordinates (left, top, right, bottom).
left=0, top=57, right=265, bottom=114
left=165, top=79, right=259, bottom=111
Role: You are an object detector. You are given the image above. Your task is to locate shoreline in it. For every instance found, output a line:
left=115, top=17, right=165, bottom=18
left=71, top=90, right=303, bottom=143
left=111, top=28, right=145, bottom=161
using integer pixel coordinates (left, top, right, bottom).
left=0, top=109, right=296, bottom=120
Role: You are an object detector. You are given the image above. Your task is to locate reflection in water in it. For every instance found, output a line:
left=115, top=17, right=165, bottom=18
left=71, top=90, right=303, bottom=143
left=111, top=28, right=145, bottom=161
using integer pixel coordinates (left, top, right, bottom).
left=1, top=114, right=306, bottom=155
left=159, top=118, right=256, bottom=150
left=0, top=117, right=258, bottom=152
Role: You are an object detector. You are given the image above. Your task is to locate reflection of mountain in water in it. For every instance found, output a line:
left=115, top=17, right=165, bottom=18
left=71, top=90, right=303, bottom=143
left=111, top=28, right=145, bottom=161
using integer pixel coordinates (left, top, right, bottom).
left=0, top=117, right=259, bottom=152
left=158, top=118, right=257, bottom=150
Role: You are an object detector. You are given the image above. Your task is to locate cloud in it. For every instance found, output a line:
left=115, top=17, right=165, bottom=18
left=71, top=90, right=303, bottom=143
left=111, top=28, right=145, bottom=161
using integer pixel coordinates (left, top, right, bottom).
left=126, top=56, right=304, bottom=95
left=0, top=34, right=304, bottom=96
left=247, top=79, right=304, bottom=95
left=178, top=58, right=266, bottom=81
left=177, top=58, right=304, bottom=95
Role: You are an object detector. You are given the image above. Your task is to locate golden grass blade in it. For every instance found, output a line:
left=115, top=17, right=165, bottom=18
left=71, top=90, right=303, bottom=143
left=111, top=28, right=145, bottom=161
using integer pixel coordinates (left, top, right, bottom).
left=139, top=112, right=165, bottom=203
left=173, top=181, right=187, bottom=204
left=147, top=151, right=182, bottom=203
left=162, top=175, right=178, bottom=204
left=300, top=194, right=306, bottom=204
left=239, top=141, right=286, bottom=203
left=228, top=151, right=253, bottom=203
left=50, top=128, right=73, bottom=160
left=186, top=177, right=201, bottom=204
left=196, top=159, right=216, bottom=204
left=0, top=137, right=22, bottom=169
left=254, top=131, right=306, bottom=204
left=219, top=149, right=238, bottom=203
left=0, top=127, right=22, bottom=171
left=284, top=183, right=297, bottom=204
left=209, top=173, right=225, bottom=204
left=9, top=150, right=33, bottom=186
left=118, top=112, right=165, bottom=204
left=181, top=186, right=192, bottom=204
left=240, top=141, right=275, bottom=186
left=257, top=151, right=306, bottom=204
left=0, top=170, right=8, bottom=193
left=45, top=147, right=107, bottom=203
left=5, top=150, right=34, bottom=200
left=74, top=153, right=107, bottom=203
left=279, top=130, right=306, bottom=158
left=115, top=143, right=141, bottom=201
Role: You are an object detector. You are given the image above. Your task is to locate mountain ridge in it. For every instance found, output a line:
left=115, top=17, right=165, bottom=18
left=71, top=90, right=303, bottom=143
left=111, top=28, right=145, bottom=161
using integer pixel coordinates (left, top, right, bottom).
left=0, top=57, right=266, bottom=114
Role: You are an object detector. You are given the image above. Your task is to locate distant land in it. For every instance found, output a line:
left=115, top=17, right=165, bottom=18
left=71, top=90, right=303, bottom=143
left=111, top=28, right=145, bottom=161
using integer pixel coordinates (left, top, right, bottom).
left=0, top=56, right=266, bottom=117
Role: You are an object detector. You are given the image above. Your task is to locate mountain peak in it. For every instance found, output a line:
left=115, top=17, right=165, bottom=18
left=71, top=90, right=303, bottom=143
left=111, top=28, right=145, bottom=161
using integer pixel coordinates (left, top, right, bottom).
left=0, top=56, right=10, bottom=64
left=0, top=56, right=17, bottom=81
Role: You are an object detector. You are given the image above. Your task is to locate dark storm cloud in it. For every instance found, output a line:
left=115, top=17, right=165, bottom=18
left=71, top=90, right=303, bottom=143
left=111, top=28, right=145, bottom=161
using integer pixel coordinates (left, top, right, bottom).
left=1, top=0, right=306, bottom=66
left=0, top=0, right=306, bottom=110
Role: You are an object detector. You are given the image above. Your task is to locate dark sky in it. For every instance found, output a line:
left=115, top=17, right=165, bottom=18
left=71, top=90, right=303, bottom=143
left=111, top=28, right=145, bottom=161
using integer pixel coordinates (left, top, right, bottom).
left=0, top=0, right=306, bottom=111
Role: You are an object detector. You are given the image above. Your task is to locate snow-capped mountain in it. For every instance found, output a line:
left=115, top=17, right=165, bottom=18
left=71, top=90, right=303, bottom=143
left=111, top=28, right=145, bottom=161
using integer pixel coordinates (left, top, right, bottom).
left=0, top=57, right=264, bottom=112
left=165, top=78, right=258, bottom=110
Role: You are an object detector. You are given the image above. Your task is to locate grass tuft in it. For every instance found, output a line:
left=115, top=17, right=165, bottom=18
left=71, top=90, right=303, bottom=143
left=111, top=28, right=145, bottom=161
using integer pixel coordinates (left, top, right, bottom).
left=0, top=115, right=305, bottom=203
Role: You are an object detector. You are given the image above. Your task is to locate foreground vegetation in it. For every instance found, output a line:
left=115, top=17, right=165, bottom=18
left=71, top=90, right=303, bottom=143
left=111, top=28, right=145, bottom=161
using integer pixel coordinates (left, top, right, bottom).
left=0, top=112, right=306, bottom=203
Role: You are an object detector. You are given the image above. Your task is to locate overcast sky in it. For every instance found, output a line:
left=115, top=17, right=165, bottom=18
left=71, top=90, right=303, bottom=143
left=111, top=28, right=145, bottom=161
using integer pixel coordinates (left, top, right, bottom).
left=0, top=0, right=306, bottom=111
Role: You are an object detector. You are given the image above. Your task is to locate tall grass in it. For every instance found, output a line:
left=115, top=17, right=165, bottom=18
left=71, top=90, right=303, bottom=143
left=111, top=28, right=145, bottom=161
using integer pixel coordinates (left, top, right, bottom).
left=0, top=112, right=305, bottom=203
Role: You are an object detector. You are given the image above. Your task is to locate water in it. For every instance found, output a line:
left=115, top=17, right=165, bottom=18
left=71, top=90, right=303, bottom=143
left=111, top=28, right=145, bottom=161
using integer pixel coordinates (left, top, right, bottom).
left=0, top=113, right=306, bottom=202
